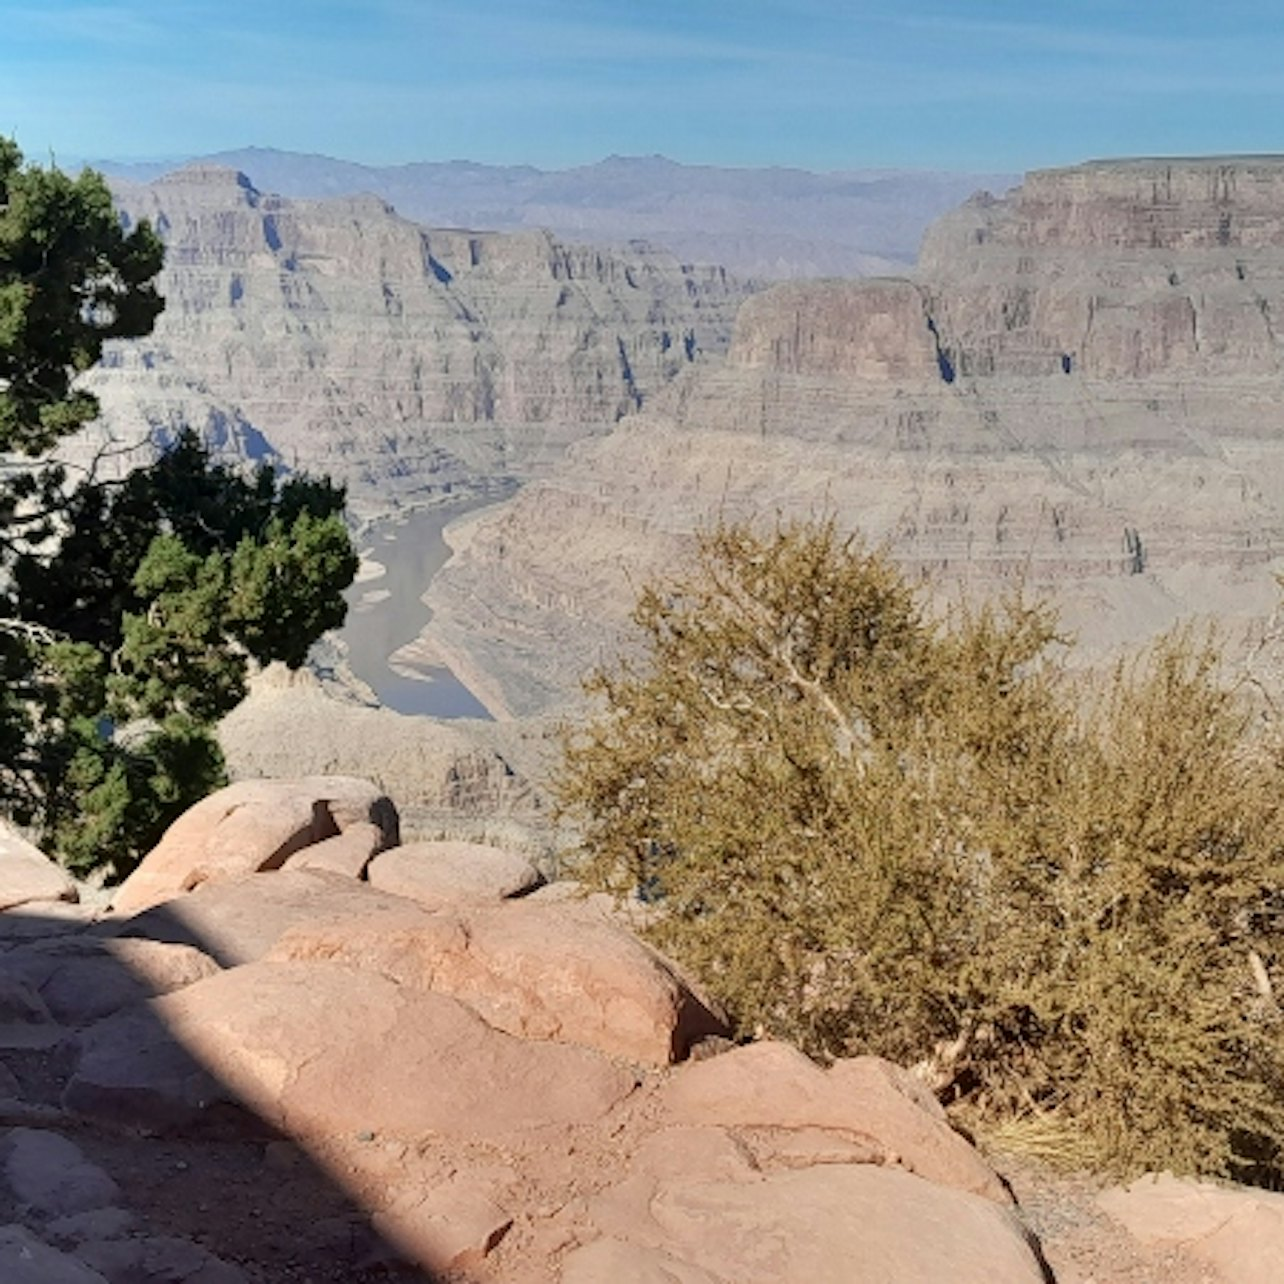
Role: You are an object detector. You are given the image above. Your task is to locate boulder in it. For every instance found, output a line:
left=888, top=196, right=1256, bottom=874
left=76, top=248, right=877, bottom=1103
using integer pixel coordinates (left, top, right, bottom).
left=43, top=1209, right=135, bottom=1244
left=269, top=897, right=729, bottom=1065
left=68, top=960, right=634, bottom=1141
left=564, top=1165, right=1045, bottom=1284
left=0, top=974, right=65, bottom=1050
left=662, top=1041, right=1008, bottom=1202
left=279, top=821, right=387, bottom=878
left=0, top=824, right=76, bottom=912
left=1, top=1129, right=121, bottom=1219
left=366, top=840, right=543, bottom=907
left=1098, top=1173, right=1284, bottom=1284
left=109, top=777, right=399, bottom=914
left=105, top=869, right=428, bottom=967
left=0, top=903, right=96, bottom=944
left=74, top=1236, right=250, bottom=1284
left=0, top=1226, right=108, bottom=1284
left=1, top=938, right=219, bottom=1027
left=63, top=1003, right=233, bottom=1136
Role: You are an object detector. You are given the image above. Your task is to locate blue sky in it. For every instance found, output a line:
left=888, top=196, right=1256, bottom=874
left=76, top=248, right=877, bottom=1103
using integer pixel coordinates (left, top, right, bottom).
left=2, top=0, right=1283, bottom=172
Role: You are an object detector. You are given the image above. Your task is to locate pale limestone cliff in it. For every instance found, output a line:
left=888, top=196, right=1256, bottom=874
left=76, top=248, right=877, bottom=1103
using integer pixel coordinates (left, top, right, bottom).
left=414, top=158, right=1284, bottom=717
left=83, top=168, right=751, bottom=517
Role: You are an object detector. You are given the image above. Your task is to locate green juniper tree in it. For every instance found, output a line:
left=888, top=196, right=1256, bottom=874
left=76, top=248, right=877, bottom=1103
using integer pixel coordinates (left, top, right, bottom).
left=0, top=139, right=357, bottom=879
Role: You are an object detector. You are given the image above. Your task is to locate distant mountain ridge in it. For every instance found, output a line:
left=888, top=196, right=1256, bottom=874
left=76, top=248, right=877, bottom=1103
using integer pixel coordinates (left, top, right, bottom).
left=85, top=148, right=1018, bottom=280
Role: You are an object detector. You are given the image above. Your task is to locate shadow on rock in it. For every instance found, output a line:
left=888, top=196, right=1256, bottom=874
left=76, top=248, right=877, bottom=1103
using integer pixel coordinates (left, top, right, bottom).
left=0, top=903, right=443, bottom=1283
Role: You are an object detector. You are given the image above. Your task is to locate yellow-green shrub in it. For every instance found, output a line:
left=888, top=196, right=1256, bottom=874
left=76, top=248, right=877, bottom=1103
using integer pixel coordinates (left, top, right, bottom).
left=556, top=518, right=1284, bottom=1182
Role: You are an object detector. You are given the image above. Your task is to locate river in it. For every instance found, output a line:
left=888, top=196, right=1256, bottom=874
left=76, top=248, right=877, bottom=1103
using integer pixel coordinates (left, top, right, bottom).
left=338, top=499, right=497, bottom=719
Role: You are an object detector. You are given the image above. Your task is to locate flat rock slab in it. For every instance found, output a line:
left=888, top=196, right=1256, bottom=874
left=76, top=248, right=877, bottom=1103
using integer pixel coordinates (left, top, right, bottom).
left=2, top=1128, right=121, bottom=1219
left=1, top=938, right=219, bottom=1027
left=0, top=903, right=97, bottom=945
left=69, top=960, right=634, bottom=1142
left=663, top=1041, right=1007, bottom=1202
left=373, top=1172, right=514, bottom=1274
left=103, top=869, right=428, bottom=967
left=0, top=975, right=65, bottom=1050
left=0, top=825, right=77, bottom=912
left=64, top=1003, right=236, bottom=1137
left=1099, top=1174, right=1284, bottom=1284
left=0, top=1225, right=108, bottom=1283
left=269, top=896, right=728, bottom=1066
left=110, top=777, right=399, bottom=914
left=366, top=840, right=543, bottom=907
left=75, top=1235, right=250, bottom=1284
left=565, top=1165, right=1045, bottom=1284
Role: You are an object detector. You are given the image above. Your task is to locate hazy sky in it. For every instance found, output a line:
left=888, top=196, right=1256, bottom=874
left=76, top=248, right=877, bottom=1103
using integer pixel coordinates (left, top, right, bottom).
left=3, top=0, right=1283, bottom=172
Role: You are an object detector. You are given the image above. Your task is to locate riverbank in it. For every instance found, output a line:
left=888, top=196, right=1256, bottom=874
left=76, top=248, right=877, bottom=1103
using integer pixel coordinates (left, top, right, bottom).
left=338, top=492, right=514, bottom=719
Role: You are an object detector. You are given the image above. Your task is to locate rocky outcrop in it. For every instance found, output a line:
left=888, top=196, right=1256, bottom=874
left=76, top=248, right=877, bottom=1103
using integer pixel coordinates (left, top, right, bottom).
left=69, top=961, right=636, bottom=1141
left=109, top=776, right=398, bottom=914
left=661, top=1041, right=1009, bottom=1203
left=365, top=840, right=543, bottom=906
left=1096, top=1174, right=1284, bottom=1284
left=0, top=938, right=218, bottom=1028
left=414, top=157, right=1284, bottom=716
left=8, top=776, right=1284, bottom=1280
left=565, top=1165, right=1046, bottom=1284
left=84, top=168, right=751, bottom=517
left=268, top=896, right=727, bottom=1066
left=216, top=660, right=549, bottom=841
left=0, top=826, right=77, bottom=913
left=8, top=780, right=1033, bottom=1282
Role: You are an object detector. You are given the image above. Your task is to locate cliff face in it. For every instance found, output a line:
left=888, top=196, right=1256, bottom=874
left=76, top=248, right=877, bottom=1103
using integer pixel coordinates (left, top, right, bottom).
left=417, top=159, right=1284, bottom=717
left=919, top=159, right=1284, bottom=384
left=86, top=168, right=751, bottom=515
left=91, top=149, right=1020, bottom=280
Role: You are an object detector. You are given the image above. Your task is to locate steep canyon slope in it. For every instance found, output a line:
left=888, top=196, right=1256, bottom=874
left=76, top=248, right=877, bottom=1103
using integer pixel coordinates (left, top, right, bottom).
left=91, top=150, right=1018, bottom=281
left=414, top=158, right=1284, bottom=717
left=85, top=167, right=751, bottom=518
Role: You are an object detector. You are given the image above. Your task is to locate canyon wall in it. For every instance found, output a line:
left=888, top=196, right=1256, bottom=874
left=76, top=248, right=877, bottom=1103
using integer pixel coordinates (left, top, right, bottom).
left=90, top=149, right=1019, bottom=281
left=415, top=159, right=1284, bottom=717
left=84, top=168, right=751, bottom=517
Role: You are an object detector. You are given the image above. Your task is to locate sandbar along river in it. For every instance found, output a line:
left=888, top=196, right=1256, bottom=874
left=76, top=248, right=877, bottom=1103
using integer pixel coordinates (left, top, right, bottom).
left=338, top=499, right=495, bottom=719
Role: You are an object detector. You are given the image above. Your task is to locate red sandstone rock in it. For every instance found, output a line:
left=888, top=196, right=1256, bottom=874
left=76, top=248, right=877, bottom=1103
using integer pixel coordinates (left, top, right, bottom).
left=0, top=824, right=76, bottom=912
left=365, top=839, right=542, bottom=906
left=566, top=1165, right=1044, bottom=1284
left=280, top=821, right=387, bottom=878
left=0, top=937, right=218, bottom=1027
left=148, top=960, right=635, bottom=1141
left=372, top=1171, right=514, bottom=1274
left=662, top=1040, right=1007, bottom=1201
left=269, top=896, right=728, bottom=1066
left=110, top=777, right=398, bottom=914
left=1098, top=1174, right=1284, bottom=1284
left=106, top=869, right=426, bottom=967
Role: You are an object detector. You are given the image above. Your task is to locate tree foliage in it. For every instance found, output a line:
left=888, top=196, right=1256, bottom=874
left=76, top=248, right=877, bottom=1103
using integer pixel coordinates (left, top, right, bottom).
left=0, top=140, right=357, bottom=879
left=557, top=518, right=1284, bottom=1183
left=0, top=137, right=163, bottom=455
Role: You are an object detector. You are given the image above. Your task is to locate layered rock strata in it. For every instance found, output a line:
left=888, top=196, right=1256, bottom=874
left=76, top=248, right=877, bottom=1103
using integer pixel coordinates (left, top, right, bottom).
left=416, top=158, right=1284, bottom=716
left=84, top=168, right=751, bottom=517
